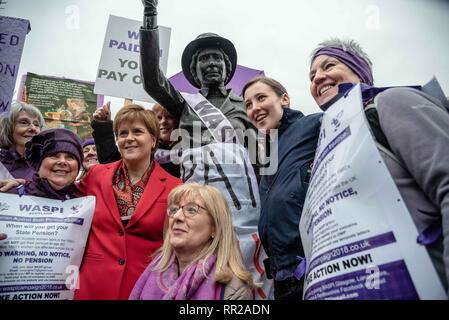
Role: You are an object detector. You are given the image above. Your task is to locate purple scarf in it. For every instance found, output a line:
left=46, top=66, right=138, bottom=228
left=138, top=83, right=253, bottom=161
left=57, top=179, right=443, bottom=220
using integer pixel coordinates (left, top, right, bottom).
left=129, top=254, right=223, bottom=300
left=313, top=47, right=374, bottom=86
left=7, top=173, right=77, bottom=201
left=0, top=147, right=36, bottom=180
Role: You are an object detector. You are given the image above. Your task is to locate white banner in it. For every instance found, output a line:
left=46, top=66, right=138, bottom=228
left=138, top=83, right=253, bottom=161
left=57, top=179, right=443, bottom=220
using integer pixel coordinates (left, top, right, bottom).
left=0, top=193, right=95, bottom=300
left=94, top=15, right=171, bottom=101
left=0, top=16, right=31, bottom=117
left=299, top=85, right=446, bottom=300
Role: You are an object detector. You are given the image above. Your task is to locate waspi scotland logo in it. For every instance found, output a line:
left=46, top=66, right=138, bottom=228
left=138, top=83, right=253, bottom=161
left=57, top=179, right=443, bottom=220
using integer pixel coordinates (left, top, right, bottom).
left=70, top=204, right=82, bottom=214
left=0, top=202, right=10, bottom=211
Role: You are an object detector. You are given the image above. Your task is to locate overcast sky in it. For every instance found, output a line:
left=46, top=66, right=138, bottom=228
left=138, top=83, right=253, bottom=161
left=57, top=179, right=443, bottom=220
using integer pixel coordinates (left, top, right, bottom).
left=4, top=0, right=449, bottom=116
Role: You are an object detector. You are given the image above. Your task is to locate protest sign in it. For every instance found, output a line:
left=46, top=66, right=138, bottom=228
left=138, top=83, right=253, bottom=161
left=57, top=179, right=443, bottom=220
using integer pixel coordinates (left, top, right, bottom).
left=299, top=85, right=447, bottom=300
left=94, top=15, right=171, bottom=101
left=0, top=193, right=95, bottom=300
left=0, top=15, right=31, bottom=117
left=20, top=72, right=103, bottom=140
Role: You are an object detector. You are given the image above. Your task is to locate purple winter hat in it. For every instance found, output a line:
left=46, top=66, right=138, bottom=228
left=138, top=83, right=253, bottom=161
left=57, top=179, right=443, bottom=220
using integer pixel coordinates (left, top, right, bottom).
left=312, top=46, right=374, bottom=86
left=82, top=138, right=95, bottom=149
left=25, top=128, right=83, bottom=171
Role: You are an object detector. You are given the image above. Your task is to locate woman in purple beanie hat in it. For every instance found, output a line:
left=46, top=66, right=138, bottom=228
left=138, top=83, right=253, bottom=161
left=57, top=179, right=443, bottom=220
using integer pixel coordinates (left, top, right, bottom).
left=77, top=138, right=98, bottom=181
left=0, top=128, right=83, bottom=200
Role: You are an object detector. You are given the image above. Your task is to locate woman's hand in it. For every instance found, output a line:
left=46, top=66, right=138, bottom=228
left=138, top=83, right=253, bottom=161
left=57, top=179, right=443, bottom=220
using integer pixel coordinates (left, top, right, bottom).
left=0, top=178, right=25, bottom=192
left=93, top=102, right=111, bottom=122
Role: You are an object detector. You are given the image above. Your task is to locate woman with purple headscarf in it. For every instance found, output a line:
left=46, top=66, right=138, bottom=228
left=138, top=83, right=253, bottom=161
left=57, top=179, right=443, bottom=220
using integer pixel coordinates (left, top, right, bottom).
left=309, top=39, right=374, bottom=108
left=309, top=38, right=449, bottom=295
left=0, top=128, right=83, bottom=200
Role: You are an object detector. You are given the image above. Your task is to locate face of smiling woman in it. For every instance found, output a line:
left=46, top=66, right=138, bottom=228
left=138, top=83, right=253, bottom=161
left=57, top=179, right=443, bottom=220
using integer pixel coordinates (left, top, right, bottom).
left=244, top=81, right=289, bottom=131
left=13, top=111, right=41, bottom=156
left=309, top=54, right=361, bottom=106
left=82, top=144, right=98, bottom=171
left=155, top=110, right=177, bottom=145
left=167, top=197, right=215, bottom=258
left=38, top=152, right=79, bottom=190
left=116, top=120, right=156, bottom=166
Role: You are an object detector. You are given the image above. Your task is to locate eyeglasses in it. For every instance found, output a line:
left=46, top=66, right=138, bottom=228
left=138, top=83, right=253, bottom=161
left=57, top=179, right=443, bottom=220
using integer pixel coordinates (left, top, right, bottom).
left=15, top=119, right=41, bottom=129
left=166, top=203, right=207, bottom=217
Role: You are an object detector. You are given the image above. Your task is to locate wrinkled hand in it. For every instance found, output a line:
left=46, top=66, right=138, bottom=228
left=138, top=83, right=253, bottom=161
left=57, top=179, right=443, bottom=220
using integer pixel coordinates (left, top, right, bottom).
left=93, top=102, right=111, bottom=122
left=142, top=0, right=158, bottom=15
left=0, top=178, right=25, bottom=192
left=0, top=233, right=7, bottom=240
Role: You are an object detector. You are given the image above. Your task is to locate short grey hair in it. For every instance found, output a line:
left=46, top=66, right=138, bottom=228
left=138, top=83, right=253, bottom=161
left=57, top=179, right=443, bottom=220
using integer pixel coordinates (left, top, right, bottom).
left=189, top=48, right=233, bottom=87
left=0, top=101, right=45, bottom=148
left=310, top=38, right=373, bottom=71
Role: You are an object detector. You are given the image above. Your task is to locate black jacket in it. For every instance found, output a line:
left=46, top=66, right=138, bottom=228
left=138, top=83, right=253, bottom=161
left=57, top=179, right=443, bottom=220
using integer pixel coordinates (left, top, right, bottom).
left=259, top=108, right=322, bottom=281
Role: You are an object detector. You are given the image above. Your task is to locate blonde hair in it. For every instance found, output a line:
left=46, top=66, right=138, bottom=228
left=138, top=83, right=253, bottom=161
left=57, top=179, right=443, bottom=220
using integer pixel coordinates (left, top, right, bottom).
left=154, top=183, right=257, bottom=288
left=113, top=104, right=160, bottom=155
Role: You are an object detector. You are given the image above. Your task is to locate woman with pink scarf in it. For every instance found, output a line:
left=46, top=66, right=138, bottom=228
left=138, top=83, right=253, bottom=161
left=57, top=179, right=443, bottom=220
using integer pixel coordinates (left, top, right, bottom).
left=129, top=183, right=256, bottom=300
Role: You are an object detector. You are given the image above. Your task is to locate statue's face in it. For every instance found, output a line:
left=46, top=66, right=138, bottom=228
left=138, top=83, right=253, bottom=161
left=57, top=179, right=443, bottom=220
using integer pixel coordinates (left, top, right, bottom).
left=195, top=48, right=227, bottom=87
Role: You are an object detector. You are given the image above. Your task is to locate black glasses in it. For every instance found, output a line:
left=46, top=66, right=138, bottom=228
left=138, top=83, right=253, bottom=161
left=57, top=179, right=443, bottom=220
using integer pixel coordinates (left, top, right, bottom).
left=166, top=203, right=207, bottom=217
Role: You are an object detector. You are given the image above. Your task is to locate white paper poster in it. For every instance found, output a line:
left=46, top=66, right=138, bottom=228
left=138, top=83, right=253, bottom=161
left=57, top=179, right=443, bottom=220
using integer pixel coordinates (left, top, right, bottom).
left=94, top=15, right=171, bottom=101
left=0, top=193, right=95, bottom=300
left=299, top=85, right=446, bottom=300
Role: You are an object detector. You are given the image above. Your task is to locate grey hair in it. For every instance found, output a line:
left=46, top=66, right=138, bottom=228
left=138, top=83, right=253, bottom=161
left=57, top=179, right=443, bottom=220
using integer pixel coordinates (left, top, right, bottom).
left=0, top=101, right=45, bottom=148
left=310, top=38, right=373, bottom=70
left=189, top=48, right=233, bottom=87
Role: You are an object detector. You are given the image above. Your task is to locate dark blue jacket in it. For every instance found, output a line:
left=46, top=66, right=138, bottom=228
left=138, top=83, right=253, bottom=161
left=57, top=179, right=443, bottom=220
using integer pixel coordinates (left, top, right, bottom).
left=258, top=108, right=322, bottom=281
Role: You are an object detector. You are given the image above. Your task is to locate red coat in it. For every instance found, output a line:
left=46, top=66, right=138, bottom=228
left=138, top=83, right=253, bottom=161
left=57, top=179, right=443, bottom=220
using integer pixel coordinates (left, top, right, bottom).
left=74, top=160, right=181, bottom=300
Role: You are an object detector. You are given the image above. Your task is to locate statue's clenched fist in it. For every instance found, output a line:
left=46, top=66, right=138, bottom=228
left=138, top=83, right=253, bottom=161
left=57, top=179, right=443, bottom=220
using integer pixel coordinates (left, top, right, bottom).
left=142, top=0, right=158, bottom=16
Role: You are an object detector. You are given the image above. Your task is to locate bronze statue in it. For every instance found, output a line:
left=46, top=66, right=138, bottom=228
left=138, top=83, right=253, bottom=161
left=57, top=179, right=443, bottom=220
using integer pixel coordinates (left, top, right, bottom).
left=139, top=0, right=272, bottom=299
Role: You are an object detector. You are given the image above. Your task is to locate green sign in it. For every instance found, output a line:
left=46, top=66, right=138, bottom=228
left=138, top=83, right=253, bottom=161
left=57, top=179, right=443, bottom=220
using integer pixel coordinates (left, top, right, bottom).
left=22, top=73, right=100, bottom=140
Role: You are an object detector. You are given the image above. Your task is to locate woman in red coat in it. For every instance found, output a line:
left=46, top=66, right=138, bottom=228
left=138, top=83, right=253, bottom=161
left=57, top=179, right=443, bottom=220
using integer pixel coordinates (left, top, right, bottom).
left=74, top=104, right=181, bottom=300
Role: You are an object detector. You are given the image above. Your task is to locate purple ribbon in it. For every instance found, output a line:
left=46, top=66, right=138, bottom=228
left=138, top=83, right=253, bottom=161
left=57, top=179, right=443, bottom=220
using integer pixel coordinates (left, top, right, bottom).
left=17, top=184, right=26, bottom=197
left=293, top=256, right=307, bottom=280
left=417, top=223, right=443, bottom=245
